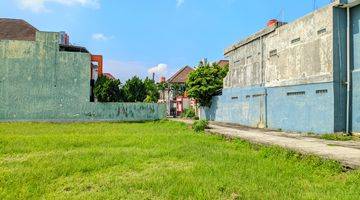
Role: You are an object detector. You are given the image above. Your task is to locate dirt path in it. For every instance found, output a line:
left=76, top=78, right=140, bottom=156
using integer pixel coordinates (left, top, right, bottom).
left=171, top=118, right=360, bottom=169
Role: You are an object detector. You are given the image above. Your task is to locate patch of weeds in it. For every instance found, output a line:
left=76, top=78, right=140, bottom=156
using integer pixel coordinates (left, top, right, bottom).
left=180, top=108, right=196, bottom=119
left=307, top=132, right=316, bottom=136
left=192, top=120, right=209, bottom=132
left=320, top=133, right=353, bottom=141
left=327, top=144, right=339, bottom=147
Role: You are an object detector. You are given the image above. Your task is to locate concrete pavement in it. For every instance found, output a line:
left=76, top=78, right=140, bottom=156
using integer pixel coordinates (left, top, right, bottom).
left=171, top=118, right=360, bottom=169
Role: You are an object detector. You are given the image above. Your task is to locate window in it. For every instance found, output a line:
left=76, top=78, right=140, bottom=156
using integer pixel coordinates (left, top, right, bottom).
left=231, top=96, right=239, bottom=100
left=317, top=28, right=327, bottom=35
left=287, top=91, right=305, bottom=96
left=253, top=94, right=265, bottom=98
left=316, top=89, right=328, bottom=94
left=246, top=95, right=251, bottom=99
left=291, top=37, right=301, bottom=44
left=269, top=49, right=277, bottom=57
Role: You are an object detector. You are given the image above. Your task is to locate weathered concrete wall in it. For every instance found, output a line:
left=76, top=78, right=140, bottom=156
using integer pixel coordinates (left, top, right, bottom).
left=224, top=5, right=334, bottom=88
left=265, top=5, right=333, bottom=87
left=0, top=31, right=166, bottom=121
left=202, top=4, right=345, bottom=134
left=223, top=38, right=263, bottom=88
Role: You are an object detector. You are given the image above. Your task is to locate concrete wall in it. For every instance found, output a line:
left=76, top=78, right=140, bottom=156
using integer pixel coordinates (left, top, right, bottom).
left=264, top=6, right=333, bottom=88
left=224, top=5, right=334, bottom=89
left=201, top=87, right=266, bottom=128
left=333, top=7, right=348, bottom=132
left=201, top=82, right=334, bottom=133
left=267, top=83, right=334, bottom=133
left=202, top=4, right=343, bottom=134
left=351, top=5, right=360, bottom=132
left=0, top=31, right=166, bottom=121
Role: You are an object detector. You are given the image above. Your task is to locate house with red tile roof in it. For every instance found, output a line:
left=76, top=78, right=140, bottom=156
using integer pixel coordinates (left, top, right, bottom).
left=159, top=66, right=195, bottom=116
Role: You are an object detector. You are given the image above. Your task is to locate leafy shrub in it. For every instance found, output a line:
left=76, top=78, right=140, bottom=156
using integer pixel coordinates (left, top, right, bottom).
left=193, top=120, right=209, bottom=132
left=94, top=76, right=122, bottom=102
left=186, top=63, right=228, bottom=107
left=181, top=108, right=196, bottom=119
left=122, top=76, right=147, bottom=102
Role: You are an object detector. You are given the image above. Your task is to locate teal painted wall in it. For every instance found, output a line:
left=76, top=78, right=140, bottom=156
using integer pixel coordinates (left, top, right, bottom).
left=333, top=7, right=348, bottom=132
left=0, top=31, right=166, bottom=121
left=351, top=5, right=360, bottom=131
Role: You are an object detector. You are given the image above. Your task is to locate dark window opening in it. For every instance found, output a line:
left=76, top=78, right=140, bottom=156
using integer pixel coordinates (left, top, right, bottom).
left=90, top=79, right=95, bottom=102
left=253, top=94, right=265, bottom=98
left=291, top=37, right=301, bottom=44
left=231, top=96, right=239, bottom=100
left=317, top=28, right=327, bottom=35
left=269, top=49, right=277, bottom=57
left=316, top=89, right=328, bottom=94
left=287, top=91, right=305, bottom=96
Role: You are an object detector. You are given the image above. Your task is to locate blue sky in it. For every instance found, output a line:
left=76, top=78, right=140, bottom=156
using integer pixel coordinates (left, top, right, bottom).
left=0, top=0, right=331, bottom=81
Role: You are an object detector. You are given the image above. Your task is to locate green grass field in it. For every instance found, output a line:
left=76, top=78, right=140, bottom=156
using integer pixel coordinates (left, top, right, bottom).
left=0, top=121, right=360, bottom=199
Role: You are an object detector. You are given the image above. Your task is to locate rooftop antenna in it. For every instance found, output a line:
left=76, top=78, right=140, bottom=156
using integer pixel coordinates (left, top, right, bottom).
left=276, top=8, right=285, bottom=22
left=313, top=0, right=317, bottom=11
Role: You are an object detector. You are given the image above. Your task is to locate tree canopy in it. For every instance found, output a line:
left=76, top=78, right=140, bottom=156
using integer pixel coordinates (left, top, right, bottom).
left=94, top=76, right=122, bottom=102
left=122, top=76, right=147, bottom=102
left=186, top=63, right=228, bottom=107
left=144, top=77, right=160, bottom=103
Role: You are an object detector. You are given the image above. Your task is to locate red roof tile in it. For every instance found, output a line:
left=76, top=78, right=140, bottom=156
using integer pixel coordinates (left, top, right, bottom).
left=103, top=73, right=116, bottom=79
left=0, top=18, right=38, bottom=41
left=217, top=60, right=229, bottom=67
left=168, top=66, right=194, bottom=84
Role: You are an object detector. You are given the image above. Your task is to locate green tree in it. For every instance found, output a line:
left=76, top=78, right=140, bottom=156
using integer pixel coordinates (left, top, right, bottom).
left=157, top=82, right=168, bottom=98
left=94, top=76, right=122, bottom=102
left=122, top=76, right=147, bottom=102
left=186, top=63, right=229, bottom=107
left=170, top=83, right=186, bottom=98
left=144, top=77, right=160, bottom=103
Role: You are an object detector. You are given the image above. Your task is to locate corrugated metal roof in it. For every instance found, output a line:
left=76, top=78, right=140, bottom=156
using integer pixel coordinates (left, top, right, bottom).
left=0, top=18, right=38, bottom=41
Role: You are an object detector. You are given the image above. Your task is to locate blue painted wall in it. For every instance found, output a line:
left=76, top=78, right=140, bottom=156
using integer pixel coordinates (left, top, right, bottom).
left=267, top=83, right=334, bottom=133
left=351, top=5, right=360, bottom=132
left=201, top=86, right=266, bottom=128
left=201, top=83, right=335, bottom=134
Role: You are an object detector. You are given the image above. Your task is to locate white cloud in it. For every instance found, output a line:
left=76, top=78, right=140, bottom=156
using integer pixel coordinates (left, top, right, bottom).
left=148, top=64, right=168, bottom=75
left=176, top=0, right=184, bottom=7
left=92, top=33, right=113, bottom=41
left=17, top=0, right=100, bottom=13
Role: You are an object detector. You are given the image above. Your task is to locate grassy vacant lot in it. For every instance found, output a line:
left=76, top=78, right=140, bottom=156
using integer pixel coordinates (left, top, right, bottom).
left=0, top=121, right=360, bottom=200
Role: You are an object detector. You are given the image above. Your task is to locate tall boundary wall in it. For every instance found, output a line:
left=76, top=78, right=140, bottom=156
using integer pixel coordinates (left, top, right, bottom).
left=0, top=31, right=166, bottom=122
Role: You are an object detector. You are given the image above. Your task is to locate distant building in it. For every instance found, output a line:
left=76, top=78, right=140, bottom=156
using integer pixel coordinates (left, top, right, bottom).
left=159, top=66, right=195, bottom=116
left=217, top=60, right=229, bottom=68
left=103, top=73, right=116, bottom=80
